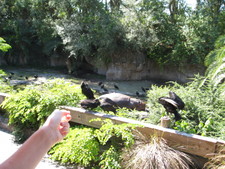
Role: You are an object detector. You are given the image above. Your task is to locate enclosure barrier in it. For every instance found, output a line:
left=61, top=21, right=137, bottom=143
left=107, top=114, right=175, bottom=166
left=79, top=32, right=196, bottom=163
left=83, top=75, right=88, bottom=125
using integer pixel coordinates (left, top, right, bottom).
left=0, top=93, right=225, bottom=159
left=61, top=106, right=225, bottom=159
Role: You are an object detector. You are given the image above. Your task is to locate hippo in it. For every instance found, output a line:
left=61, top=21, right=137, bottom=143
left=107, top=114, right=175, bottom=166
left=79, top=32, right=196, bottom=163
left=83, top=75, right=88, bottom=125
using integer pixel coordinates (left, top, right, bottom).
left=98, top=93, right=146, bottom=112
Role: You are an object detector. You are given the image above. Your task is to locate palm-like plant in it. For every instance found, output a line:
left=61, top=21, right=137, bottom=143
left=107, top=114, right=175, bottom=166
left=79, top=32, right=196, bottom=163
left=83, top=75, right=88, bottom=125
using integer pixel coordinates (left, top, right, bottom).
left=204, top=35, right=225, bottom=86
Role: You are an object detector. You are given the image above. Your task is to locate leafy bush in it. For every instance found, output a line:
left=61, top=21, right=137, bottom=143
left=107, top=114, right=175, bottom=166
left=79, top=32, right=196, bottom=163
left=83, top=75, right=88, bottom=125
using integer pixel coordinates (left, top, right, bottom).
left=94, top=119, right=137, bottom=147
left=49, top=119, right=138, bottom=168
left=49, top=126, right=100, bottom=166
left=99, top=145, right=121, bottom=169
left=145, top=75, right=225, bottom=140
left=204, top=35, right=225, bottom=86
left=1, top=79, right=84, bottom=142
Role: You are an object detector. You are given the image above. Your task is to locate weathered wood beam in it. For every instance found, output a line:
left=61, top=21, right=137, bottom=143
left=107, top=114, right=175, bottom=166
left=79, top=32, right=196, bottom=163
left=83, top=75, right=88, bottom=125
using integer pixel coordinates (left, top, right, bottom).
left=61, top=106, right=225, bottom=158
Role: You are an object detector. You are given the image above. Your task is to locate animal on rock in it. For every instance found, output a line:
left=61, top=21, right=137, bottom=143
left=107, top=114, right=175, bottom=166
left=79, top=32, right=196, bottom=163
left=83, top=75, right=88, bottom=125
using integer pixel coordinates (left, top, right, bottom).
left=99, top=93, right=146, bottom=112
left=81, top=81, right=95, bottom=99
left=158, top=91, right=185, bottom=121
left=80, top=99, right=100, bottom=109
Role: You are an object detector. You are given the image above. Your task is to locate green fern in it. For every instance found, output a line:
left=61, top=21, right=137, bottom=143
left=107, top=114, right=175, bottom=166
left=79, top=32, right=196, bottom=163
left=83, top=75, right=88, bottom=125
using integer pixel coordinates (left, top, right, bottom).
left=93, top=119, right=137, bottom=147
left=99, top=145, right=121, bottom=169
left=49, top=126, right=100, bottom=166
left=214, top=35, right=225, bottom=49
left=205, top=35, right=225, bottom=85
left=49, top=120, right=138, bottom=168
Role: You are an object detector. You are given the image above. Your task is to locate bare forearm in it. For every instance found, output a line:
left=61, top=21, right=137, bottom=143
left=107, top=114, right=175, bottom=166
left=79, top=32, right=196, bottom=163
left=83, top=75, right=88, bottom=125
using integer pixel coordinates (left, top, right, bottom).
left=0, top=127, right=55, bottom=169
left=0, top=109, right=71, bottom=169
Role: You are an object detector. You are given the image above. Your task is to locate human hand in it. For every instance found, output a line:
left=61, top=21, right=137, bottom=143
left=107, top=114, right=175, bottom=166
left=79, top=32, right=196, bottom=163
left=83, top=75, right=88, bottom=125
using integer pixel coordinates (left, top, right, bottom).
left=43, top=109, right=71, bottom=143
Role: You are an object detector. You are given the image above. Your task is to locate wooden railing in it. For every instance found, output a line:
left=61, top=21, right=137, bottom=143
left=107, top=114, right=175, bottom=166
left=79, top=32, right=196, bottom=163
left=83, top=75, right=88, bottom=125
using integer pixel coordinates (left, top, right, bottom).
left=0, top=93, right=224, bottom=159
left=61, top=106, right=225, bottom=159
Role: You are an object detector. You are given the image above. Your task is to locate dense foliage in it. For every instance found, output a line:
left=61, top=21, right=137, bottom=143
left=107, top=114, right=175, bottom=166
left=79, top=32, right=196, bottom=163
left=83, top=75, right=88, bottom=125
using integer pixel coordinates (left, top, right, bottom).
left=204, top=35, right=225, bottom=86
left=145, top=35, right=225, bottom=140
left=49, top=119, right=137, bottom=168
left=1, top=55, right=224, bottom=167
left=0, top=34, right=225, bottom=165
left=146, top=77, right=225, bottom=140
left=0, top=0, right=225, bottom=67
left=1, top=2, right=225, bottom=166
left=1, top=79, right=84, bottom=142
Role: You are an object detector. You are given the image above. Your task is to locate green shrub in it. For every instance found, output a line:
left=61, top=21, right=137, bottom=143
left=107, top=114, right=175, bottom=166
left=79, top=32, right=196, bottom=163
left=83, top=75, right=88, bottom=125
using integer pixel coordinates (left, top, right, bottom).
left=99, top=145, right=121, bottom=169
left=145, top=75, right=225, bottom=140
left=49, top=119, right=138, bottom=168
left=145, top=85, right=171, bottom=124
left=1, top=78, right=84, bottom=142
left=49, top=126, right=100, bottom=166
left=93, top=119, right=137, bottom=147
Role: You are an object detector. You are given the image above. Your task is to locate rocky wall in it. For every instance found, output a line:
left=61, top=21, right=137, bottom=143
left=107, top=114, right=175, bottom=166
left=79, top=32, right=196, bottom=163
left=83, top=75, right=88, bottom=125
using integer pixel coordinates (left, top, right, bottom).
left=105, top=61, right=205, bottom=83
left=86, top=51, right=206, bottom=83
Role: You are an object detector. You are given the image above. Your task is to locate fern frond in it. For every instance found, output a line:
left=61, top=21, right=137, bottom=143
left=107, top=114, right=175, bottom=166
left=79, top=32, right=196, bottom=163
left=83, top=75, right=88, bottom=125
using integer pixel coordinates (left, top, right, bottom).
left=214, top=35, right=225, bottom=49
left=205, top=50, right=218, bottom=67
left=216, top=47, right=225, bottom=61
left=206, top=59, right=225, bottom=85
left=212, top=67, right=225, bottom=86
left=218, top=83, right=225, bottom=98
left=205, top=47, right=225, bottom=67
left=210, top=61, right=225, bottom=79
left=205, top=35, right=225, bottom=86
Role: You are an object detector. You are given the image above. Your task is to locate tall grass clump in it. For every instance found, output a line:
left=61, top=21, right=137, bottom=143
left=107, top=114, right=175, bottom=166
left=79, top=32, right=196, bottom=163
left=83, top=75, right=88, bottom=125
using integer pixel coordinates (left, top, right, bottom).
left=121, top=132, right=196, bottom=169
left=204, top=148, right=225, bottom=169
left=1, top=78, right=84, bottom=142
